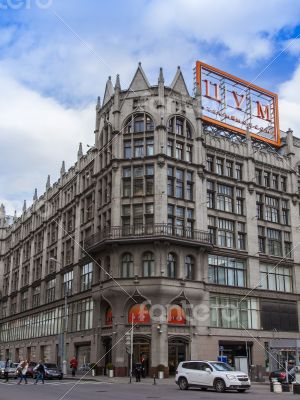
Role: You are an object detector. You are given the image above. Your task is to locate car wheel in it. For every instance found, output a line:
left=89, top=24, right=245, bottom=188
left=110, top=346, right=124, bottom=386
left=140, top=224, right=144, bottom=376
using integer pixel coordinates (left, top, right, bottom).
left=237, top=389, right=247, bottom=393
left=178, top=377, right=189, bottom=390
left=214, top=379, right=226, bottom=393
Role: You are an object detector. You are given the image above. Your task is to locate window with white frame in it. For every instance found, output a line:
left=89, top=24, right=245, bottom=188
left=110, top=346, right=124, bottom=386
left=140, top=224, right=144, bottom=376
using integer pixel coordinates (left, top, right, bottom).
left=210, top=295, right=259, bottom=329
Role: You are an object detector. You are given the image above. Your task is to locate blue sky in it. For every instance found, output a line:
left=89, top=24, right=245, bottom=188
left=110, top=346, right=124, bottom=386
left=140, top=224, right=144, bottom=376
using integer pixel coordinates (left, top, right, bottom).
left=1, top=0, right=300, bottom=214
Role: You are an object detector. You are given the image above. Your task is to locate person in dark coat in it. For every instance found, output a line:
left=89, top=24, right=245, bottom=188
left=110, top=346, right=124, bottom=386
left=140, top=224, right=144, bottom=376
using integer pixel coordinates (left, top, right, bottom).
left=134, top=363, right=142, bottom=382
left=34, top=361, right=45, bottom=384
left=4, top=359, right=9, bottom=383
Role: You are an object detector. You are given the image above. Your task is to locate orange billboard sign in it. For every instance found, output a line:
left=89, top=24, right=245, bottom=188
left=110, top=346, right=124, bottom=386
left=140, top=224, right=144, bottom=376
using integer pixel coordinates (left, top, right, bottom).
left=195, top=61, right=280, bottom=147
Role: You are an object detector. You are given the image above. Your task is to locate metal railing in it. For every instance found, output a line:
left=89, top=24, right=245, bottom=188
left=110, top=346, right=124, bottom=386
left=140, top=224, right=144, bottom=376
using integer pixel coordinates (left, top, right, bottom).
left=85, top=224, right=212, bottom=249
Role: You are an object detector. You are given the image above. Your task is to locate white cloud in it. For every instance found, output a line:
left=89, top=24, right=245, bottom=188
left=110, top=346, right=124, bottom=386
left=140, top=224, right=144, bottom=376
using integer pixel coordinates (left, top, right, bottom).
left=279, top=64, right=300, bottom=134
left=0, top=67, right=94, bottom=215
left=143, top=0, right=300, bottom=63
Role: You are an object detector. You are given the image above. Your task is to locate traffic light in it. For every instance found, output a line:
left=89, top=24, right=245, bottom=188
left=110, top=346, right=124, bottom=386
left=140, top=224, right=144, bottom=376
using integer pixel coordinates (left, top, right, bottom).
left=125, top=331, right=132, bottom=354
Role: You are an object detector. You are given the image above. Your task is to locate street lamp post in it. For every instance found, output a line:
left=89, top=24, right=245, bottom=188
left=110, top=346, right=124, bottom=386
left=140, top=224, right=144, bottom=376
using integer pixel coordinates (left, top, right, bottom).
left=49, top=257, right=68, bottom=375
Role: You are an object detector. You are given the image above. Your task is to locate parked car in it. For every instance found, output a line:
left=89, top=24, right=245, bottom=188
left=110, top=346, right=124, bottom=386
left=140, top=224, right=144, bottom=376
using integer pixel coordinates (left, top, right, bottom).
left=175, top=360, right=251, bottom=393
left=269, top=368, right=295, bottom=383
left=26, top=362, right=37, bottom=378
left=33, top=363, right=63, bottom=380
left=0, top=361, right=18, bottom=379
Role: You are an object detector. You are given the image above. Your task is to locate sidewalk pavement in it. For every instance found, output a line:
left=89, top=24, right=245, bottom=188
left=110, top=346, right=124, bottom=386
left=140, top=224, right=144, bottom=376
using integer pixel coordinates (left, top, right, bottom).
left=64, top=374, right=269, bottom=385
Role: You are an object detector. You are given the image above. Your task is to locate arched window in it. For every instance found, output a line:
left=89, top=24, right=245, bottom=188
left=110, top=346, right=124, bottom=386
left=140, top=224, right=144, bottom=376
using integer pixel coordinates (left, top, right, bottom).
left=121, top=253, right=133, bottom=278
left=168, top=304, right=186, bottom=325
left=142, top=252, right=155, bottom=277
left=105, top=307, right=113, bottom=326
left=168, top=116, right=193, bottom=138
left=124, top=113, right=154, bottom=134
left=184, top=255, right=194, bottom=280
left=167, top=253, right=176, bottom=278
left=128, top=304, right=150, bottom=324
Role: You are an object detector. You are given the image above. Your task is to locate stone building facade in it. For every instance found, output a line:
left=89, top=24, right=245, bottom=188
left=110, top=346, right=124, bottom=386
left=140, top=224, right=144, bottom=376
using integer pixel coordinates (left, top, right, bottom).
left=0, top=63, right=300, bottom=376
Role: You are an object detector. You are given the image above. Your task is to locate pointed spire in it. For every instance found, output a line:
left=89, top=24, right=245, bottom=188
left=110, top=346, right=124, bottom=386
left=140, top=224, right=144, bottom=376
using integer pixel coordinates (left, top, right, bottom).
left=96, top=96, right=101, bottom=109
left=46, top=175, right=51, bottom=191
left=102, top=76, right=114, bottom=106
left=170, top=66, right=189, bottom=96
left=14, top=210, right=17, bottom=221
left=158, top=67, right=164, bottom=84
left=77, top=142, right=83, bottom=159
left=115, top=74, right=121, bottom=92
left=33, top=188, right=38, bottom=201
left=128, top=62, right=150, bottom=92
left=0, top=203, right=5, bottom=219
left=60, top=160, right=66, bottom=175
left=23, top=200, right=27, bottom=213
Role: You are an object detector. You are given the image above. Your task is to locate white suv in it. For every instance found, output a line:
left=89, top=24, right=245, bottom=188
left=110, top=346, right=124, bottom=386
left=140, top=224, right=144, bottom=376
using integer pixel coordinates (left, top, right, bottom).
left=175, top=361, right=251, bottom=393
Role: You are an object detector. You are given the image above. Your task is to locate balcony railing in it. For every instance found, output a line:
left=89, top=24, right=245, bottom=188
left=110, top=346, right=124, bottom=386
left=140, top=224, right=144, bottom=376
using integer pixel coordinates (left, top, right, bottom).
left=84, top=224, right=212, bottom=250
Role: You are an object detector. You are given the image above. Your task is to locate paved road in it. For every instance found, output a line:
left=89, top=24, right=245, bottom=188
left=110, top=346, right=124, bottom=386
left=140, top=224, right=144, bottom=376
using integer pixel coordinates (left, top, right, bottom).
left=0, top=379, right=294, bottom=400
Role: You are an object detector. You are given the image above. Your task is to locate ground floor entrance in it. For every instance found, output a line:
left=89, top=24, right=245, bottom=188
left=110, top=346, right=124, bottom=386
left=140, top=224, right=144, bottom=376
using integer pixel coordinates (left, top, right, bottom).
left=168, top=339, right=188, bottom=376
left=76, top=343, right=91, bottom=368
left=131, top=338, right=150, bottom=377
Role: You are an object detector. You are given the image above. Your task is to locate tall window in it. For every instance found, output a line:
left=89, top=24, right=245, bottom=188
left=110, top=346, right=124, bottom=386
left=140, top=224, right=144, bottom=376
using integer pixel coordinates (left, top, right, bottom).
left=235, top=163, right=242, bottom=180
left=46, top=278, right=56, bottom=303
left=208, top=255, right=246, bottom=287
left=236, top=188, right=244, bottom=215
left=186, top=171, right=193, bottom=201
left=21, top=290, right=28, bottom=312
left=216, top=158, right=224, bottom=175
left=121, top=253, right=133, bottom=278
left=124, top=140, right=131, bottom=159
left=167, top=253, right=176, bottom=278
left=265, top=196, right=279, bottom=223
left=186, top=144, right=192, bottom=162
left=260, top=264, right=292, bottom=292
left=217, top=184, right=233, bottom=212
left=218, top=219, right=234, bottom=248
left=81, top=263, right=93, bottom=291
left=184, top=256, right=194, bottom=280
left=225, top=160, right=233, bottom=177
left=175, top=142, right=183, bottom=160
left=167, top=139, right=174, bottom=157
left=142, top=252, right=155, bottom=277
left=282, top=199, right=289, bottom=225
left=146, top=137, right=154, bottom=156
left=134, top=139, right=144, bottom=157
left=267, top=228, right=282, bottom=256
left=62, top=271, right=73, bottom=296
left=207, top=155, right=214, bottom=172
left=32, top=286, right=41, bottom=308
left=175, top=169, right=184, bottom=198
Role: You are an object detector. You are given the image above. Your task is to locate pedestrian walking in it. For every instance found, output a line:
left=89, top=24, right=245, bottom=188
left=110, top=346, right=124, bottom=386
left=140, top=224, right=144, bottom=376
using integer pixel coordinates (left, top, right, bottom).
left=70, top=357, right=78, bottom=377
left=4, top=358, right=10, bottom=383
left=34, top=361, right=45, bottom=384
left=17, top=360, right=28, bottom=384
